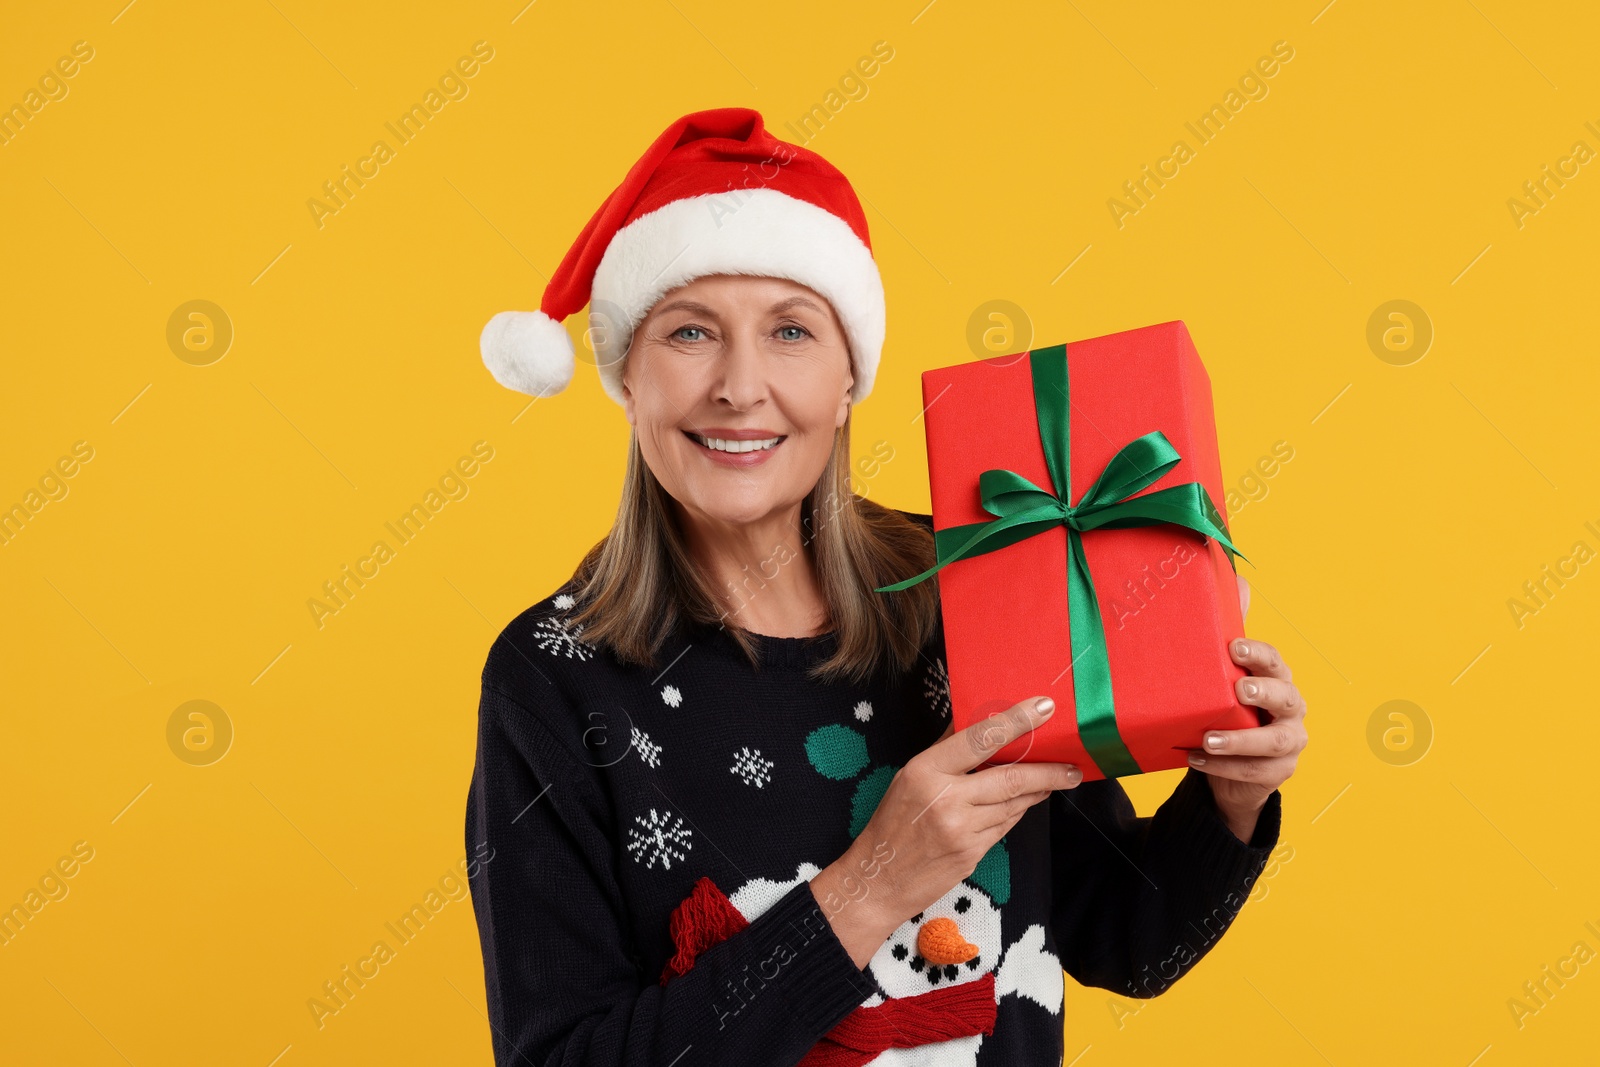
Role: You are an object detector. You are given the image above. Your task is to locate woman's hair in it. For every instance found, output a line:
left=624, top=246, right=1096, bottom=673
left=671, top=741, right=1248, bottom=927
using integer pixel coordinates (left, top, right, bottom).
left=564, top=410, right=940, bottom=686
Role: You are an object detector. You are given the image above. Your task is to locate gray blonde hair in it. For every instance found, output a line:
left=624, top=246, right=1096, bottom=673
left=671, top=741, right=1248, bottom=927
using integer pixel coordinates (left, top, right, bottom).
left=564, top=410, right=940, bottom=686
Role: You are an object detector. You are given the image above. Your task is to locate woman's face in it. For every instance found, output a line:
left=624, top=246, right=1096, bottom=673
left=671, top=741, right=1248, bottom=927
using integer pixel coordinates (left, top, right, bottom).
left=620, top=274, right=854, bottom=529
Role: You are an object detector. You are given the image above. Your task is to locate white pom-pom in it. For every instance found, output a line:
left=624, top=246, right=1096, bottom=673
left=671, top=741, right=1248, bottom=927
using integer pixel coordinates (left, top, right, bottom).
left=480, top=310, right=576, bottom=397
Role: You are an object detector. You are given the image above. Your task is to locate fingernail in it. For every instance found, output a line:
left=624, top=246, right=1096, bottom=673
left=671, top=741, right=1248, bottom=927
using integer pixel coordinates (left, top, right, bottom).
left=1034, top=697, right=1055, bottom=717
left=1188, top=751, right=1207, bottom=766
left=1065, top=765, right=1082, bottom=785
left=1234, top=640, right=1250, bottom=657
left=1206, top=732, right=1225, bottom=750
left=1242, top=680, right=1259, bottom=699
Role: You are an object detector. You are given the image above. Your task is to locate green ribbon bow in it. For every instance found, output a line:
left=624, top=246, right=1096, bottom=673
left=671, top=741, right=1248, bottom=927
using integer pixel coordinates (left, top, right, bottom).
left=875, top=343, right=1248, bottom=779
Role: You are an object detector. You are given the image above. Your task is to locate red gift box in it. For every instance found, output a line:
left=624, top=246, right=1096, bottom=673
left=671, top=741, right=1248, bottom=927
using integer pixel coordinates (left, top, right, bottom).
left=910, top=320, right=1259, bottom=781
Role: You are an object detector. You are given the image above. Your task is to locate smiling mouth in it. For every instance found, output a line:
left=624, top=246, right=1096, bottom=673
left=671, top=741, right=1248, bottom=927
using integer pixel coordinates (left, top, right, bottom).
left=683, top=431, right=787, bottom=454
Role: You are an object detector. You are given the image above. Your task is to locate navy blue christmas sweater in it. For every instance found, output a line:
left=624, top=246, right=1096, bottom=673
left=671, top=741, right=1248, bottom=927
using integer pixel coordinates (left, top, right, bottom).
left=465, top=508, right=1282, bottom=1066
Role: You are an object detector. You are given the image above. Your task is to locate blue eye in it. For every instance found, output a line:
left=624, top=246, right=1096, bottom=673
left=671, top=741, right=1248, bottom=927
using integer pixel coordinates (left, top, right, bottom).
left=673, top=326, right=705, bottom=341
left=778, top=324, right=809, bottom=341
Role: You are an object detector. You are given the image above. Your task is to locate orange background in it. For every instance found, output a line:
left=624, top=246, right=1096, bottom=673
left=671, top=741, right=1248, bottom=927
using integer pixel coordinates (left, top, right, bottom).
left=2, top=1, right=1597, bottom=1063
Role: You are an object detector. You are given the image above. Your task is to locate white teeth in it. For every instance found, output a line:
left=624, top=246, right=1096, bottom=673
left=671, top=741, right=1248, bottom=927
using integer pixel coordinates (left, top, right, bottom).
left=691, top=433, right=783, bottom=453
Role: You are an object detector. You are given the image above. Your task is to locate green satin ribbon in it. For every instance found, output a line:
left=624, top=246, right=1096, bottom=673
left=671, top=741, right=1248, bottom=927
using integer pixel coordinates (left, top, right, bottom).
left=876, top=343, right=1247, bottom=779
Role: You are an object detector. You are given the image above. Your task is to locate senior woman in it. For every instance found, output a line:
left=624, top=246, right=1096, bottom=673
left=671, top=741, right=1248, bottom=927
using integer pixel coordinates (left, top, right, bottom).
left=466, top=108, right=1305, bottom=1067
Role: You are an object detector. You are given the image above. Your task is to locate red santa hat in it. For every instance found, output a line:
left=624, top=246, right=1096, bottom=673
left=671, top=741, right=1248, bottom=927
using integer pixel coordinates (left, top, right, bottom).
left=480, top=107, right=886, bottom=406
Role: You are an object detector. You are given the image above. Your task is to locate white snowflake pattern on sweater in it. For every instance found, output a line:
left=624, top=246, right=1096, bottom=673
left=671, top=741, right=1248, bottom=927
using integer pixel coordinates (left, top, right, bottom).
left=661, top=684, right=683, bottom=708
left=625, top=808, right=692, bottom=870
left=532, top=615, right=596, bottom=661
left=854, top=700, right=873, bottom=722
left=631, top=726, right=662, bottom=768
left=729, top=746, right=773, bottom=788
left=924, top=656, right=952, bottom=720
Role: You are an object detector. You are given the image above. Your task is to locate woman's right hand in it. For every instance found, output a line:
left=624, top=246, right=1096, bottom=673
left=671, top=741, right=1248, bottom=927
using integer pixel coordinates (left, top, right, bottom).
left=809, top=695, right=1082, bottom=967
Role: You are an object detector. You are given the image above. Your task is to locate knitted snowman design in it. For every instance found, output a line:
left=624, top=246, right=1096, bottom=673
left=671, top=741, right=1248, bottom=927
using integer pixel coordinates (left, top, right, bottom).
left=799, top=718, right=1064, bottom=1062
left=720, top=860, right=1062, bottom=1065
left=660, top=715, right=1063, bottom=1062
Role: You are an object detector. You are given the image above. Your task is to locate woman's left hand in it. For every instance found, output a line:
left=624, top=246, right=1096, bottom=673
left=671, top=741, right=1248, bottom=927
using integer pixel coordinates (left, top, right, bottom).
left=1187, top=575, right=1309, bottom=842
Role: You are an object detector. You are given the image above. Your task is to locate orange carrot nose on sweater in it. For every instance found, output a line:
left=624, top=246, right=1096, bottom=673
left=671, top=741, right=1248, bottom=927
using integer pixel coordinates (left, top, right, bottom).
left=917, top=917, right=979, bottom=966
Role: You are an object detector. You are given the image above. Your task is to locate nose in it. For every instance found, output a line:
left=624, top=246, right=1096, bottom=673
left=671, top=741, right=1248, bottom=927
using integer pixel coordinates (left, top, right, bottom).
left=712, top=330, right=768, bottom=409
left=917, top=916, right=979, bottom=966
